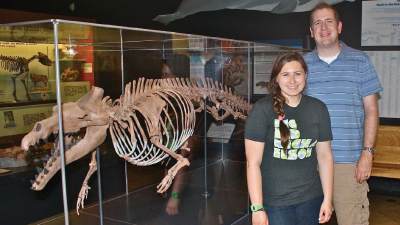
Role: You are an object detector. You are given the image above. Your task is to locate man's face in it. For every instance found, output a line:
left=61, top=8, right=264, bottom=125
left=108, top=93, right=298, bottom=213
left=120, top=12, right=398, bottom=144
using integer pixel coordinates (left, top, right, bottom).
left=310, top=8, right=342, bottom=48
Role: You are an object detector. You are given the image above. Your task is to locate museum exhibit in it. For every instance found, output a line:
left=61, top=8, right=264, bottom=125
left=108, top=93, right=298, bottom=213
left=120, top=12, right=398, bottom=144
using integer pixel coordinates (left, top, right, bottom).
left=0, top=19, right=302, bottom=225
left=0, top=1, right=399, bottom=225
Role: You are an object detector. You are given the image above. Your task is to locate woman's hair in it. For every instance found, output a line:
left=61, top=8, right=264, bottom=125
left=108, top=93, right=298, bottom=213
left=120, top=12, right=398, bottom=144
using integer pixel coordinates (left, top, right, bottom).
left=267, top=52, right=307, bottom=151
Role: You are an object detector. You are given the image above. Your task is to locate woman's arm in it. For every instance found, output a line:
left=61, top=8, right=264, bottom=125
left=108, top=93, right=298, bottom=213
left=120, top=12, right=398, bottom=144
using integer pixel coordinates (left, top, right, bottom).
left=245, top=139, right=268, bottom=225
left=316, top=141, right=334, bottom=224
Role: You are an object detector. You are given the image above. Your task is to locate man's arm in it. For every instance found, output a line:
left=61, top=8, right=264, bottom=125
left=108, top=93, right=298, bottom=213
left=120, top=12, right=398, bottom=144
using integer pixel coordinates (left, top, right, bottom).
left=356, top=94, right=379, bottom=183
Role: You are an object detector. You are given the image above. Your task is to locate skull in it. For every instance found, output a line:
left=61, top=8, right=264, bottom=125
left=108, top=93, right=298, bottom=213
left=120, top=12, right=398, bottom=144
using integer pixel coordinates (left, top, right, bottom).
left=21, top=87, right=110, bottom=190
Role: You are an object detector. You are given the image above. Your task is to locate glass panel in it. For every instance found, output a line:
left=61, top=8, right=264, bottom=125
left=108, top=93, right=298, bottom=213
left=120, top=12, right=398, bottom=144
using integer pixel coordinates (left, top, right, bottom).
left=0, top=19, right=303, bottom=225
left=0, top=21, right=59, bottom=225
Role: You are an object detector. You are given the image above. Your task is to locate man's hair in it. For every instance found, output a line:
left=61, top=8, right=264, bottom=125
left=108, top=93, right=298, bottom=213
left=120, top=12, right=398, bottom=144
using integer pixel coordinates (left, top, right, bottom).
left=310, top=2, right=341, bottom=26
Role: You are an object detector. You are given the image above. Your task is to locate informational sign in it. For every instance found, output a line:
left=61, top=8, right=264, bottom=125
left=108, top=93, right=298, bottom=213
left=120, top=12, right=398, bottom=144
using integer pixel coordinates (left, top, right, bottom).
left=0, top=22, right=91, bottom=43
left=61, top=81, right=90, bottom=103
left=253, top=51, right=275, bottom=95
left=189, top=54, right=205, bottom=81
left=207, top=122, right=236, bottom=143
left=0, top=104, right=54, bottom=137
left=366, top=51, right=400, bottom=118
left=0, top=42, right=55, bottom=103
left=362, top=0, right=400, bottom=46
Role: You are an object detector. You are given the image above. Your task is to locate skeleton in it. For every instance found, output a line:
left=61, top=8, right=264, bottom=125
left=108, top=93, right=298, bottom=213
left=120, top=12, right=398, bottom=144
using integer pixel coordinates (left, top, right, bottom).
left=21, top=77, right=251, bottom=214
left=0, top=52, right=52, bottom=102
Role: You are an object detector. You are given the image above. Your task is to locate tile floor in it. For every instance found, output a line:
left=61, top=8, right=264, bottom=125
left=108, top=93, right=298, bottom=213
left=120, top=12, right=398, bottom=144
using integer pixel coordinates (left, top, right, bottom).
left=31, top=160, right=400, bottom=225
left=32, top=161, right=249, bottom=225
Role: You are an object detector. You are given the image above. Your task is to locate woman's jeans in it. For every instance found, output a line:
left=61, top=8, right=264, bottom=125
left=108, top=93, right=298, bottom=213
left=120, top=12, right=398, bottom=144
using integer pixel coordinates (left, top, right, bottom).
left=265, top=195, right=323, bottom=225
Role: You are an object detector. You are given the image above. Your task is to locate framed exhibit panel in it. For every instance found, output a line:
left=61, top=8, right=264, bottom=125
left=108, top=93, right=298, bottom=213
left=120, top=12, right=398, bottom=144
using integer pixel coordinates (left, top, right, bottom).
left=361, top=0, right=400, bottom=47
left=0, top=20, right=302, bottom=225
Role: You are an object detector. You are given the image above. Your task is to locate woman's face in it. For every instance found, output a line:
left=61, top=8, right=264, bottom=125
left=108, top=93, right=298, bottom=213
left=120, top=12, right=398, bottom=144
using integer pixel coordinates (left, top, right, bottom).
left=276, top=60, right=306, bottom=99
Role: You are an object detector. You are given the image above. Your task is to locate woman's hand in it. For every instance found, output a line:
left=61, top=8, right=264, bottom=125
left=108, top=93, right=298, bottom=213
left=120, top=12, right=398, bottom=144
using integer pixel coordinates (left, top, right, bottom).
left=252, top=211, right=268, bottom=225
left=318, top=199, right=333, bottom=223
left=165, top=197, right=179, bottom=215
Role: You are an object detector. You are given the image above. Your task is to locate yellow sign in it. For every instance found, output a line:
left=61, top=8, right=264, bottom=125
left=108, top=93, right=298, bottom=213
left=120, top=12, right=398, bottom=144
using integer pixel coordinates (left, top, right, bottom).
left=0, top=22, right=91, bottom=43
left=0, top=104, right=54, bottom=137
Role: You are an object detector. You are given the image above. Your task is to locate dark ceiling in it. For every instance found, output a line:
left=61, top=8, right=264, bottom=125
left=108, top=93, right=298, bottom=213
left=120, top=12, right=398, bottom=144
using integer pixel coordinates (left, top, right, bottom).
left=0, top=0, right=360, bottom=44
left=1, top=1, right=179, bottom=28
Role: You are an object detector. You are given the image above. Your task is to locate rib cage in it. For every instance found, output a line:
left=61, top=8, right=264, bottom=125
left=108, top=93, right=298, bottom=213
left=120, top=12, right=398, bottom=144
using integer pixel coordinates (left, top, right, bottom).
left=109, top=78, right=196, bottom=166
left=0, top=55, right=28, bottom=73
left=108, top=77, right=250, bottom=166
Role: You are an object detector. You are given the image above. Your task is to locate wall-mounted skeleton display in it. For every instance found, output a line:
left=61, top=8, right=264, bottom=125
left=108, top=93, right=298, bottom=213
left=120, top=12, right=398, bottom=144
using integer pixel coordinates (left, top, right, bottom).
left=21, top=77, right=251, bottom=214
left=0, top=52, right=52, bottom=102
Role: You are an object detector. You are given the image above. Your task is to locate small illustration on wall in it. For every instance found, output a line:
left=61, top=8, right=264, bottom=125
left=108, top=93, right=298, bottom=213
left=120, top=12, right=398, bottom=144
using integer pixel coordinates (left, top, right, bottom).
left=223, top=54, right=248, bottom=96
left=0, top=42, right=55, bottom=103
left=59, top=59, right=84, bottom=82
left=30, top=73, right=49, bottom=88
left=61, top=67, right=80, bottom=81
left=3, top=111, right=16, bottom=128
left=0, top=52, right=52, bottom=102
left=203, top=54, right=249, bottom=96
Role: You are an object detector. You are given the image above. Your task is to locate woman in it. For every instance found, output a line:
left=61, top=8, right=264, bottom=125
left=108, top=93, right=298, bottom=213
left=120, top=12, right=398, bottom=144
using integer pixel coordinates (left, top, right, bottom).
left=245, top=52, right=333, bottom=225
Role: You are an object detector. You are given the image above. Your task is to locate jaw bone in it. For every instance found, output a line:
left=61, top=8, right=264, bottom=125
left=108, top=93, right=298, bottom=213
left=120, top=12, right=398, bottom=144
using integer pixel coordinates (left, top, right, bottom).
left=30, top=125, right=108, bottom=190
left=21, top=86, right=110, bottom=190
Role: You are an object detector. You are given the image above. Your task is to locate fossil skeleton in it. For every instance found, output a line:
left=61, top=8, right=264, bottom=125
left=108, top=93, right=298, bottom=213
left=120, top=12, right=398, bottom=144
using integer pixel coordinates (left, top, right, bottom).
left=21, top=77, right=250, bottom=214
left=0, top=52, right=52, bottom=102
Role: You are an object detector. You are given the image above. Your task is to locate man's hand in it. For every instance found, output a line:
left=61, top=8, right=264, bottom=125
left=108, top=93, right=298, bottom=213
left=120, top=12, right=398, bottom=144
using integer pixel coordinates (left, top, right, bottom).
left=355, top=150, right=373, bottom=183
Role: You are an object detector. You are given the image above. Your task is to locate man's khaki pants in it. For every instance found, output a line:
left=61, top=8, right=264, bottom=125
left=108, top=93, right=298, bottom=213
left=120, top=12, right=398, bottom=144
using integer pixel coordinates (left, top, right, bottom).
left=333, top=164, right=370, bottom=225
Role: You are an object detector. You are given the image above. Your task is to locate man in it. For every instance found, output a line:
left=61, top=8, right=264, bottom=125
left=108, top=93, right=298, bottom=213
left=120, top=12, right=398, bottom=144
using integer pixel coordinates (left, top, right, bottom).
left=304, top=3, right=382, bottom=225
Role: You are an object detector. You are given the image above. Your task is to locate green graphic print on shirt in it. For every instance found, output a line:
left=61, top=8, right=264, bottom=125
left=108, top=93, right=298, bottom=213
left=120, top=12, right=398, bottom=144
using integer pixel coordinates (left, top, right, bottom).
left=273, top=119, right=317, bottom=160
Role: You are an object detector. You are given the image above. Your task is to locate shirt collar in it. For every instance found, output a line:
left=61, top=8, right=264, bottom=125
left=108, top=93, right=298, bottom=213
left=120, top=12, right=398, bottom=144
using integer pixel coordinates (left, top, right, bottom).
left=310, top=41, right=349, bottom=63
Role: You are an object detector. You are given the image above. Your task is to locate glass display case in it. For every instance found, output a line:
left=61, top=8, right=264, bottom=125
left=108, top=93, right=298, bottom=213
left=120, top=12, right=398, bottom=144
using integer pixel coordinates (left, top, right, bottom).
left=0, top=19, right=302, bottom=225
